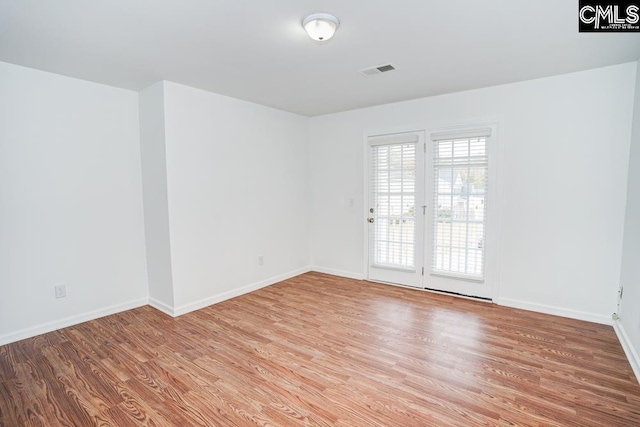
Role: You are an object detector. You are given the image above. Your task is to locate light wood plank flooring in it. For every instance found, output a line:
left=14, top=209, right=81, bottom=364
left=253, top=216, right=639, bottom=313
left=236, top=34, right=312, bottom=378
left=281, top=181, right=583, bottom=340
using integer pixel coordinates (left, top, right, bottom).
left=1, top=272, right=639, bottom=426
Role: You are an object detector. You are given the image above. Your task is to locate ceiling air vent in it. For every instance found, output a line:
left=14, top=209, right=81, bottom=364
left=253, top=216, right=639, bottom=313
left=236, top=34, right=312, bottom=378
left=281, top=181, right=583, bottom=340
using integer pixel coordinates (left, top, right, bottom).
left=359, top=64, right=396, bottom=77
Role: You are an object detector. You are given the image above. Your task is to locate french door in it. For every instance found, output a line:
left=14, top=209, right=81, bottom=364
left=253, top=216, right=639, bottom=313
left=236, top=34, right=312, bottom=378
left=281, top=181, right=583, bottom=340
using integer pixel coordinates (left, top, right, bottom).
left=367, top=132, right=425, bottom=288
left=367, top=128, right=493, bottom=299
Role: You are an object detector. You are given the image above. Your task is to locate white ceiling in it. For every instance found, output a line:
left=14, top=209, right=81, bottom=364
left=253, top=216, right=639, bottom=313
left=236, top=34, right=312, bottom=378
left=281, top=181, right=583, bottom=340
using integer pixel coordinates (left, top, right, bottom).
left=1, top=1, right=639, bottom=116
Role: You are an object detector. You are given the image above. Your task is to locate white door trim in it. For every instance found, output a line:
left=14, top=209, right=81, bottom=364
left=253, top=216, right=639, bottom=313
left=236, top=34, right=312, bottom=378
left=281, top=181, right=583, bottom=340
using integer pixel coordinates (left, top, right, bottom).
left=362, top=118, right=504, bottom=302
left=424, top=120, right=504, bottom=300
left=363, top=127, right=426, bottom=284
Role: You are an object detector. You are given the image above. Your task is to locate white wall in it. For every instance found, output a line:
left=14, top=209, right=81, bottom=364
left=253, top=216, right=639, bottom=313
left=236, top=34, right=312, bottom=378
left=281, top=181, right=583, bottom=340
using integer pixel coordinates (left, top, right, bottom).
left=308, top=63, right=636, bottom=323
left=618, top=60, right=640, bottom=381
left=0, top=61, right=148, bottom=344
left=139, top=82, right=175, bottom=310
left=162, top=82, right=309, bottom=314
left=1, top=57, right=635, bottom=352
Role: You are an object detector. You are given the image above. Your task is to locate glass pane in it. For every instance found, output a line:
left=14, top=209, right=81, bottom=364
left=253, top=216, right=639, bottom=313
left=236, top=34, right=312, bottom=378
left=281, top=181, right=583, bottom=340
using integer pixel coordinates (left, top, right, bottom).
left=372, top=141, right=416, bottom=269
left=432, top=134, right=488, bottom=278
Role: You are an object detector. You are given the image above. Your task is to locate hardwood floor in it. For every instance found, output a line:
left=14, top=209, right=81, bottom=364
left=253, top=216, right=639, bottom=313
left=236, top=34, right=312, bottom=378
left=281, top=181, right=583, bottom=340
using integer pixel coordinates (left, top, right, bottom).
left=1, top=272, right=639, bottom=426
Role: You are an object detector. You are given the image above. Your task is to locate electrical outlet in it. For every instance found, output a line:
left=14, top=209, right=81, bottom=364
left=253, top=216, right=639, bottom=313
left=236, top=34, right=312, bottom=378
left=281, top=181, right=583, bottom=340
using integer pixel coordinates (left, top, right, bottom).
left=54, top=284, right=66, bottom=299
left=258, top=255, right=264, bottom=266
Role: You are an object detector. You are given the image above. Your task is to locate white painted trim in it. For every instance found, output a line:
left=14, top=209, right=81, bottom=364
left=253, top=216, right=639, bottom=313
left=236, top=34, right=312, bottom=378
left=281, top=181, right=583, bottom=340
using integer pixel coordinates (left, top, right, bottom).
left=496, top=297, right=613, bottom=325
left=0, top=298, right=148, bottom=346
left=424, top=121, right=501, bottom=300
left=149, top=297, right=176, bottom=317
left=364, top=129, right=427, bottom=288
left=362, top=132, right=371, bottom=280
left=171, top=266, right=312, bottom=316
left=311, top=266, right=365, bottom=280
left=0, top=268, right=315, bottom=344
left=613, top=321, right=640, bottom=385
left=491, top=120, right=507, bottom=302
left=362, top=125, right=427, bottom=282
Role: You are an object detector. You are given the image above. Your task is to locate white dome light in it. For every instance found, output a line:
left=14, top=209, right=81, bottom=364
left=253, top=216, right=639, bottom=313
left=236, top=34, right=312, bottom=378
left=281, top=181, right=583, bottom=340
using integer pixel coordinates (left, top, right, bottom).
left=302, top=13, right=340, bottom=42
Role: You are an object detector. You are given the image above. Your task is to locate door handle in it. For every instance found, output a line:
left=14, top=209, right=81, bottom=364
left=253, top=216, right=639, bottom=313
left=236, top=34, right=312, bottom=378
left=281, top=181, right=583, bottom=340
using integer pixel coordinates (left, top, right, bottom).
left=367, top=218, right=375, bottom=223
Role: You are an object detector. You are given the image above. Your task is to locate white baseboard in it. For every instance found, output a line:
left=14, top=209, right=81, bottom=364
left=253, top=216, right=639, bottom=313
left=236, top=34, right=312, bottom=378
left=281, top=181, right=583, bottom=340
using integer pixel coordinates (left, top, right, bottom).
left=311, top=266, right=365, bottom=281
left=0, top=298, right=148, bottom=346
left=496, top=297, right=613, bottom=325
left=171, top=266, right=312, bottom=317
left=0, top=268, right=314, bottom=344
left=149, top=297, right=176, bottom=317
left=613, top=321, right=640, bottom=385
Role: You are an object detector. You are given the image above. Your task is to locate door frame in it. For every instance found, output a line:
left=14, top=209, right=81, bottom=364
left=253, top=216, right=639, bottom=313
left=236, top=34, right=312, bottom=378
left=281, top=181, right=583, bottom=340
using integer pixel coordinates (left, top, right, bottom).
left=363, top=120, right=505, bottom=302
left=365, top=130, right=426, bottom=288
left=362, top=126, right=426, bottom=288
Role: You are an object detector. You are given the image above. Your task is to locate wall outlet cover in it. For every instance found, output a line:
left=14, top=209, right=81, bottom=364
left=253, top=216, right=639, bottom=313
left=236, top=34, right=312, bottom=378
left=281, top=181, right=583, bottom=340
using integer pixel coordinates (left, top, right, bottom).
left=55, top=284, right=67, bottom=299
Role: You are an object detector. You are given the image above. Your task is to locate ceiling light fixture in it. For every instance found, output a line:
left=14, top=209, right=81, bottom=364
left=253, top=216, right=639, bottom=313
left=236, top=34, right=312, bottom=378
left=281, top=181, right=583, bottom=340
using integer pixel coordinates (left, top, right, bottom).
left=302, top=13, right=340, bottom=42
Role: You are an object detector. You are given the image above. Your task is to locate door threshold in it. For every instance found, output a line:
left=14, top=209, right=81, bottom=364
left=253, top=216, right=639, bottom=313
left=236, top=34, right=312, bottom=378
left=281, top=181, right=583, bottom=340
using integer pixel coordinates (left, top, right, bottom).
left=368, top=279, right=493, bottom=303
left=423, top=287, right=492, bottom=302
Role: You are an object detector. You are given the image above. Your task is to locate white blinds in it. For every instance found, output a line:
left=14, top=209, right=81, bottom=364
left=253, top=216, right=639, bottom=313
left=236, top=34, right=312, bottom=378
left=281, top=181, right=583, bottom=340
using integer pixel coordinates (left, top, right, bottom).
left=431, top=130, right=489, bottom=278
left=369, top=133, right=419, bottom=146
left=431, top=128, right=492, bottom=142
left=370, top=141, right=417, bottom=269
